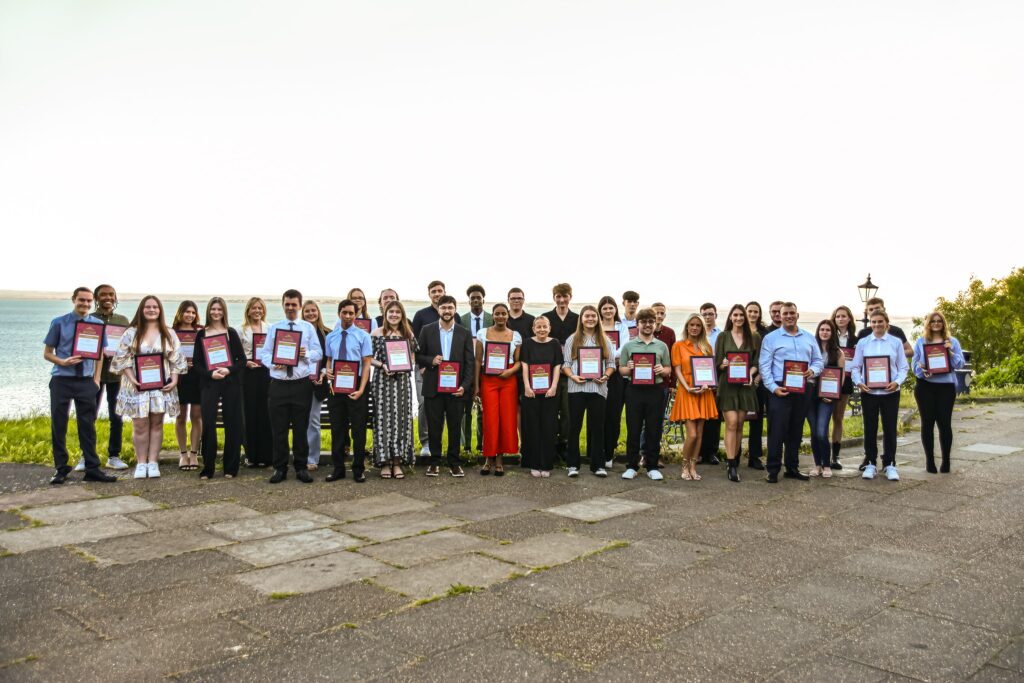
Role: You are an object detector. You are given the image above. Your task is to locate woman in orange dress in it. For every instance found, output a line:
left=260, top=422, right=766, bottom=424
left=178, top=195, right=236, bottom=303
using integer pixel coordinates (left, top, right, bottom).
left=671, top=314, right=719, bottom=480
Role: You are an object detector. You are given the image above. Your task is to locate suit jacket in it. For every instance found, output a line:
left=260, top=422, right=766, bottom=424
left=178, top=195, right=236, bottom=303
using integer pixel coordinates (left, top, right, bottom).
left=460, top=311, right=493, bottom=336
left=417, top=321, right=475, bottom=399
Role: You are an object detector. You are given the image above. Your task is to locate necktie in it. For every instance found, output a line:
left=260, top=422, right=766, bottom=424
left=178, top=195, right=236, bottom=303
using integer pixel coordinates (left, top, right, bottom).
left=474, top=317, right=480, bottom=335
left=340, top=329, right=349, bottom=361
left=286, top=322, right=295, bottom=377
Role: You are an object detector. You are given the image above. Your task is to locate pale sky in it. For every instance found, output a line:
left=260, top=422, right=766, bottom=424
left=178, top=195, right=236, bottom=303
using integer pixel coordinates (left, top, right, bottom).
left=1, top=1, right=1021, bottom=316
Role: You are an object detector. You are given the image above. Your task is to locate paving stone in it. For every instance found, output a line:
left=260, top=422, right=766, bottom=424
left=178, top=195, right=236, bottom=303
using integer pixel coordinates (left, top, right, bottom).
left=0, top=486, right=98, bottom=510
left=832, top=547, right=955, bottom=587
left=81, top=548, right=251, bottom=595
left=129, top=501, right=261, bottom=530
left=233, top=549, right=393, bottom=596
left=339, top=510, right=463, bottom=542
left=312, top=492, right=434, bottom=521
left=357, top=529, right=495, bottom=567
left=389, top=633, right=576, bottom=682
left=896, top=562, right=1024, bottom=634
left=482, top=532, right=614, bottom=569
left=989, top=637, right=1024, bottom=673
left=74, top=527, right=232, bottom=566
left=434, top=493, right=540, bottom=522
left=459, top=509, right=585, bottom=542
left=962, top=443, right=1021, bottom=455
left=544, top=496, right=653, bottom=522
left=967, top=666, right=1024, bottom=682
left=770, top=655, right=915, bottom=682
left=206, top=509, right=337, bottom=541
left=22, top=495, right=158, bottom=524
left=491, top=561, right=623, bottom=610
left=0, top=515, right=148, bottom=553
left=764, top=570, right=904, bottom=628
left=592, top=537, right=722, bottom=572
left=220, top=528, right=362, bottom=567
left=371, top=553, right=517, bottom=599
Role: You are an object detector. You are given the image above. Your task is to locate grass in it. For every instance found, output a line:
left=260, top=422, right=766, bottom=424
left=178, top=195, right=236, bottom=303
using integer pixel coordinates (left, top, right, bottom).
left=268, top=592, right=301, bottom=600
left=445, top=583, right=482, bottom=597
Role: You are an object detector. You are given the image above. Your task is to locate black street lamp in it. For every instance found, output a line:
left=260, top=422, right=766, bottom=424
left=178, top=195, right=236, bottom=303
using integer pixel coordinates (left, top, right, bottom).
left=857, top=274, right=878, bottom=327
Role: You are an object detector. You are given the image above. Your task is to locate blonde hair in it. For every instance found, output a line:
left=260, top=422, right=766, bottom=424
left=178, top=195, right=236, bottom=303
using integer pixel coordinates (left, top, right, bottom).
left=924, top=310, right=951, bottom=343
left=242, top=297, right=267, bottom=330
left=683, top=313, right=713, bottom=355
left=303, top=300, right=330, bottom=336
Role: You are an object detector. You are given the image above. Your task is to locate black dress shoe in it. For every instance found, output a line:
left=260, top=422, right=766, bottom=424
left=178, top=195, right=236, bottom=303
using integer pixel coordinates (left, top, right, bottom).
left=829, top=458, right=843, bottom=470
left=50, top=469, right=70, bottom=485
left=701, top=454, right=721, bottom=465
left=783, top=469, right=810, bottom=481
left=353, top=471, right=366, bottom=483
left=325, top=468, right=346, bottom=482
left=296, top=469, right=313, bottom=483
left=858, top=457, right=870, bottom=472
left=268, top=469, right=287, bottom=484
left=748, top=456, right=765, bottom=470
left=83, top=469, right=117, bottom=483
left=766, top=472, right=779, bottom=483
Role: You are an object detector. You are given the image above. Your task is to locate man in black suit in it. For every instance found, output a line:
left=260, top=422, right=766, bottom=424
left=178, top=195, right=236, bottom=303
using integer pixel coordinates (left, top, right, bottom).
left=417, top=295, right=474, bottom=477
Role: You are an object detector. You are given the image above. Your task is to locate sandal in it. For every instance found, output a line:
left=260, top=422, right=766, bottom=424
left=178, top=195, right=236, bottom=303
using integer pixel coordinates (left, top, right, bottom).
left=393, top=465, right=405, bottom=480
left=188, top=451, right=199, bottom=471
left=681, top=469, right=693, bottom=480
left=380, top=465, right=393, bottom=479
left=178, top=452, right=188, bottom=470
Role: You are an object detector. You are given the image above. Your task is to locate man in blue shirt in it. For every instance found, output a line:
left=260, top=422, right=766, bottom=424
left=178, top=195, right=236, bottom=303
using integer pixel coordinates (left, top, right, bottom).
left=43, top=287, right=118, bottom=485
left=323, top=299, right=374, bottom=483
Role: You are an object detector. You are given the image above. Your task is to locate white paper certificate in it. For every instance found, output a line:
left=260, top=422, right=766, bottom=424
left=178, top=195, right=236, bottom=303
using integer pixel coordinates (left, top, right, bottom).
left=439, top=372, right=458, bottom=389
left=487, top=355, right=506, bottom=371
left=388, top=349, right=408, bottom=366
left=580, top=359, right=600, bottom=376
left=634, top=366, right=653, bottom=382
left=276, top=343, right=297, bottom=361
left=181, top=344, right=195, bottom=359
left=208, top=348, right=229, bottom=366
left=76, top=336, right=99, bottom=354
left=694, top=367, right=714, bottom=384
left=820, top=378, right=839, bottom=395
left=729, top=364, right=747, bottom=380
left=868, top=368, right=888, bottom=384
left=104, top=332, right=123, bottom=356
left=337, top=374, right=355, bottom=389
left=532, top=375, right=549, bottom=390
left=785, top=372, right=804, bottom=389
left=139, top=367, right=162, bottom=385
left=927, top=354, right=948, bottom=371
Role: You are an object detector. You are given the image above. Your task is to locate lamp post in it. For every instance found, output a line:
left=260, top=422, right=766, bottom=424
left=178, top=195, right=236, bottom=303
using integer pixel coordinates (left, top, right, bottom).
left=857, top=274, right=878, bottom=327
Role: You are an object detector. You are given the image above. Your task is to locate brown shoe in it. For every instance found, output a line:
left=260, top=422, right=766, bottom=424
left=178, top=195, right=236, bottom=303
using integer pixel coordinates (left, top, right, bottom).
left=450, top=465, right=465, bottom=478
left=426, top=465, right=440, bottom=477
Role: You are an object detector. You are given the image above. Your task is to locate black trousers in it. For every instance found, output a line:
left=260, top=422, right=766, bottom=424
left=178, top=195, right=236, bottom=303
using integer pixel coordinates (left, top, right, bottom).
left=95, top=381, right=123, bottom=458
left=639, top=387, right=671, bottom=455
left=199, top=379, right=243, bottom=477
left=604, top=373, right=625, bottom=460
left=568, top=392, right=606, bottom=471
left=329, top=391, right=369, bottom=473
left=626, top=384, right=663, bottom=470
left=521, top=395, right=557, bottom=471
left=424, top=395, right=464, bottom=467
left=862, top=391, right=900, bottom=467
left=699, top=418, right=722, bottom=458
left=767, top=391, right=810, bottom=475
left=268, top=378, right=313, bottom=472
left=748, top=384, right=770, bottom=458
left=50, top=376, right=100, bottom=473
left=243, top=367, right=273, bottom=466
left=914, top=381, right=955, bottom=459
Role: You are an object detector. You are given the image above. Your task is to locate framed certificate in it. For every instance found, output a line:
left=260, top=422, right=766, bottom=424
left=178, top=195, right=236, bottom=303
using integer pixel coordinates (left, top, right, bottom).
left=529, top=363, right=552, bottom=393
left=272, top=328, right=302, bottom=367
left=578, top=346, right=604, bottom=380
left=73, top=321, right=104, bottom=360
left=631, top=352, right=656, bottom=385
left=605, top=330, right=620, bottom=348
left=384, top=338, right=413, bottom=372
left=923, top=343, right=951, bottom=374
left=175, top=329, right=198, bottom=362
left=818, top=367, right=843, bottom=399
left=690, top=356, right=717, bottom=387
left=783, top=360, right=808, bottom=393
left=865, top=355, right=892, bottom=389
left=252, top=332, right=266, bottom=365
left=353, top=318, right=372, bottom=333
left=202, top=333, right=232, bottom=370
left=437, top=360, right=460, bottom=393
left=726, top=352, right=750, bottom=384
left=135, top=353, right=166, bottom=390
left=332, top=360, right=359, bottom=394
left=104, top=324, right=126, bottom=357
left=484, top=341, right=511, bottom=375
left=311, top=359, right=323, bottom=379
left=841, top=346, right=855, bottom=375
left=628, top=326, right=639, bottom=340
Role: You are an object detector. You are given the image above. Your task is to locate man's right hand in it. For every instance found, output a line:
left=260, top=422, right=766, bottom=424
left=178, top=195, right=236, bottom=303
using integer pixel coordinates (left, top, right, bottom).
left=773, top=387, right=789, bottom=397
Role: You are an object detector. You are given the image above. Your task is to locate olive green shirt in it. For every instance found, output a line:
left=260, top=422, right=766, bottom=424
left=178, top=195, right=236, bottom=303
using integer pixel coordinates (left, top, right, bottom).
left=618, top=336, right=671, bottom=385
left=95, top=311, right=130, bottom=384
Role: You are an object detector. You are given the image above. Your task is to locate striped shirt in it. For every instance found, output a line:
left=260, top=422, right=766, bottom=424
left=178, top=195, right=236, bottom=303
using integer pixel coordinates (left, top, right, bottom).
left=562, top=332, right=616, bottom=397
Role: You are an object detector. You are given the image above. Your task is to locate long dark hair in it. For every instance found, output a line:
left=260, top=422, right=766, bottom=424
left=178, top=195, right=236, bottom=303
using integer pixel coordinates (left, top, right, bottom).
left=746, top=300, right=769, bottom=337
left=815, top=319, right=841, bottom=366
left=830, top=305, right=858, bottom=339
left=130, top=295, right=175, bottom=354
left=596, top=295, right=620, bottom=324
left=172, top=300, right=200, bottom=330
left=724, top=304, right=755, bottom=349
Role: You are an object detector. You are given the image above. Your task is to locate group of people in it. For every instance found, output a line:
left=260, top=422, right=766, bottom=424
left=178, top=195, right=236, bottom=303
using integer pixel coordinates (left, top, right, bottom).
left=44, top=282, right=965, bottom=486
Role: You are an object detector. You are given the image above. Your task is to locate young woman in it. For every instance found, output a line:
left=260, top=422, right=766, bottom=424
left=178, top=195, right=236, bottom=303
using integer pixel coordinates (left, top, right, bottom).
left=598, top=295, right=624, bottom=470
left=171, top=301, right=202, bottom=470
left=809, top=320, right=845, bottom=478
left=112, top=296, right=187, bottom=479
left=714, top=304, right=760, bottom=483
left=829, top=305, right=858, bottom=469
left=370, top=301, right=417, bottom=478
left=239, top=297, right=272, bottom=468
left=912, top=311, right=965, bottom=473
left=852, top=310, right=909, bottom=481
left=745, top=301, right=770, bottom=469
left=474, top=303, right=522, bottom=476
left=519, top=315, right=561, bottom=477
left=562, top=305, right=616, bottom=477
left=302, top=300, right=331, bottom=470
left=347, top=287, right=378, bottom=332
left=671, top=313, right=719, bottom=480
left=192, top=298, right=246, bottom=479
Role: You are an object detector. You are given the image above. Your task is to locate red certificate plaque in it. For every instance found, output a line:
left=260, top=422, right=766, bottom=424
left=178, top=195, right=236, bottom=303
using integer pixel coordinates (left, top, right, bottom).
left=384, top=339, right=413, bottom=372
left=135, top=353, right=166, bottom=390
left=841, top=346, right=855, bottom=375
left=353, top=318, right=372, bottom=333
left=864, top=355, right=892, bottom=389
left=332, top=360, right=359, bottom=394
left=726, top=352, right=750, bottom=384
left=578, top=346, right=604, bottom=380
left=529, top=364, right=552, bottom=393
left=690, top=356, right=717, bottom=387
left=252, top=333, right=267, bottom=365
left=605, top=330, right=620, bottom=348
left=484, top=341, right=511, bottom=375
left=202, top=333, right=232, bottom=370
left=628, top=326, right=639, bottom=339
left=923, top=343, right=951, bottom=374
left=73, top=321, right=104, bottom=360
left=104, top=324, right=126, bottom=357
left=175, top=329, right=197, bottom=362
left=631, top=353, right=656, bottom=385
left=818, top=367, right=843, bottom=399
left=272, top=328, right=302, bottom=367
left=437, top=360, right=460, bottom=393
left=783, top=360, right=808, bottom=393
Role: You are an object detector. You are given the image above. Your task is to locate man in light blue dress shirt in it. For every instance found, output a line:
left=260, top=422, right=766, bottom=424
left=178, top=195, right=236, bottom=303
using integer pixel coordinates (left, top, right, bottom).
left=323, top=299, right=373, bottom=483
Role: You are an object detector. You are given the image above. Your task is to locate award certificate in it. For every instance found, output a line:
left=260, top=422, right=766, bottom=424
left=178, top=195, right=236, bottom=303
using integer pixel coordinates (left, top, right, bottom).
left=818, top=367, right=843, bottom=399
left=104, top=324, right=126, bottom=357
left=332, top=360, right=359, bottom=394
left=690, top=356, right=717, bottom=387
left=353, top=318, right=372, bottom=333
left=530, top=364, right=551, bottom=392
left=865, top=355, right=892, bottom=388
left=203, top=334, right=231, bottom=369
left=842, top=346, right=855, bottom=375
left=135, top=353, right=165, bottom=390
left=437, top=360, right=460, bottom=392
left=175, top=329, right=197, bottom=361
left=631, top=353, right=656, bottom=385
left=605, top=330, right=620, bottom=348
left=783, top=360, right=808, bottom=393
left=484, top=341, right=511, bottom=375
left=578, top=346, right=603, bottom=380
left=726, top=352, right=750, bottom=384
left=252, top=333, right=266, bottom=365
left=924, top=343, right=951, bottom=374
left=628, top=326, right=639, bottom=339
left=384, top=339, right=413, bottom=372
left=73, top=321, right=104, bottom=360
left=272, top=328, right=302, bottom=367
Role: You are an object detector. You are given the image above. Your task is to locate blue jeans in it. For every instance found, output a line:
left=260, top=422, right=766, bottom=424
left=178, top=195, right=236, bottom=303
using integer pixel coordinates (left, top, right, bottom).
left=808, top=395, right=833, bottom=467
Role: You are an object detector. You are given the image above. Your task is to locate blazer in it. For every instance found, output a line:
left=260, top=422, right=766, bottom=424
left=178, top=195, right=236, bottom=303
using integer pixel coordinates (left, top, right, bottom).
left=460, top=311, right=493, bottom=335
left=416, top=321, right=475, bottom=399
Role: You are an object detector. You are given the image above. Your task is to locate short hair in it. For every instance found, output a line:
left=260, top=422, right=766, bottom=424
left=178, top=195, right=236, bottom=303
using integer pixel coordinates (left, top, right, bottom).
left=282, top=289, right=303, bottom=304
left=700, top=302, right=716, bottom=313
left=636, top=308, right=657, bottom=323
left=781, top=301, right=798, bottom=310
left=869, top=309, right=890, bottom=323
left=552, top=283, right=573, bottom=297
left=769, top=300, right=784, bottom=309
left=437, top=294, right=457, bottom=307
left=507, top=287, right=524, bottom=298
left=466, top=284, right=485, bottom=298
left=651, top=302, right=666, bottom=309
left=337, top=299, right=356, bottom=313
left=72, top=286, right=92, bottom=300
left=622, top=290, right=640, bottom=303
left=93, top=284, right=116, bottom=299
left=427, top=280, right=446, bottom=292
left=866, top=296, right=885, bottom=307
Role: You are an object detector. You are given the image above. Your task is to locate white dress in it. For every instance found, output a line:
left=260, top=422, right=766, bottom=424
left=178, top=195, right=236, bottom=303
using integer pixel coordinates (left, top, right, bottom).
left=112, top=327, right=188, bottom=418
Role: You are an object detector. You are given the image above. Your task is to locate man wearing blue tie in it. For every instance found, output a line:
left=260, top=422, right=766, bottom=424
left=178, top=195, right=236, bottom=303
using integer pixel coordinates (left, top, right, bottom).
left=323, top=299, right=373, bottom=483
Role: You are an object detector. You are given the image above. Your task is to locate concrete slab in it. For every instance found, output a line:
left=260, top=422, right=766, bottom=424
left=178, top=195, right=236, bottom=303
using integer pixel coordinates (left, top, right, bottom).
left=770, top=655, right=915, bottom=682
left=22, top=495, right=158, bottom=524
left=593, top=538, right=722, bottom=572
left=233, top=549, right=393, bottom=595
left=206, top=509, right=337, bottom=541
left=436, top=493, right=539, bottom=521
left=130, top=501, right=261, bottom=530
left=0, top=486, right=98, bottom=510
left=482, top=532, right=613, bottom=569
left=0, top=515, right=148, bottom=553
left=75, top=528, right=232, bottom=566
left=357, top=529, right=494, bottom=567
left=220, top=528, right=362, bottom=567
left=313, top=492, right=434, bottom=522
left=544, top=496, right=653, bottom=522
left=990, top=637, right=1024, bottom=673
left=340, top=510, right=463, bottom=542
left=962, top=443, right=1021, bottom=455
left=764, top=570, right=905, bottom=628
left=370, top=553, right=516, bottom=598
left=832, top=547, right=955, bottom=587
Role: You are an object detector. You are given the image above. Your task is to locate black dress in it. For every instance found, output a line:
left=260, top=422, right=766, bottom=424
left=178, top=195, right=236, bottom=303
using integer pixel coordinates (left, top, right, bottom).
left=519, top=337, right=563, bottom=471
left=175, top=328, right=202, bottom=405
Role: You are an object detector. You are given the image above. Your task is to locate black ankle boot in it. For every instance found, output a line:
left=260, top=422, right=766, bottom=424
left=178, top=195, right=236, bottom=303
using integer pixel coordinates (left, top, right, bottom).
left=748, top=455, right=765, bottom=470
left=925, top=455, right=938, bottom=474
left=830, top=442, right=843, bottom=470
left=727, top=459, right=740, bottom=482
left=940, top=456, right=950, bottom=473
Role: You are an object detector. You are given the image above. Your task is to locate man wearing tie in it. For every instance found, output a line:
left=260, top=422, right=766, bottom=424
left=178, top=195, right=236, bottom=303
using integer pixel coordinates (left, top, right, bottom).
left=323, top=299, right=373, bottom=483
left=460, top=284, right=491, bottom=456
left=259, top=289, right=323, bottom=484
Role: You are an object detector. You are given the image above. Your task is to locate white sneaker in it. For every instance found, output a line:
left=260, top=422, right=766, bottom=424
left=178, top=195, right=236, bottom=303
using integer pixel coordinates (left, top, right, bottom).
left=147, top=461, right=161, bottom=478
left=622, top=468, right=637, bottom=480
left=884, top=465, right=900, bottom=481
left=862, top=464, right=877, bottom=480
left=133, top=463, right=147, bottom=479
left=594, top=468, right=608, bottom=478
left=74, top=460, right=86, bottom=472
left=822, top=467, right=833, bottom=479
left=419, top=446, right=431, bottom=457
left=604, top=460, right=614, bottom=469
left=567, top=467, right=579, bottom=478
left=647, top=469, right=664, bottom=481
left=530, top=470, right=542, bottom=478
left=106, top=456, right=129, bottom=470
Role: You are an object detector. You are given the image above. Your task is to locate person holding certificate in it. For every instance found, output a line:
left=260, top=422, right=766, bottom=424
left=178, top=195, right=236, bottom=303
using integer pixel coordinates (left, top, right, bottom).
left=671, top=314, right=719, bottom=480
left=323, top=299, right=374, bottom=482
left=375, top=288, right=399, bottom=328
left=618, top=308, right=672, bottom=481
left=829, top=305, right=859, bottom=470
left=112, top=296, right=188, bottom=480
left=599, top=295, right=624, bottom=470
left=474, top=303, right=522, bottom=476
left=302, top=300, right=331, bottom=470
left=346, top=288, right=378, bottom=333
left=745, top=301, right=770, bottom=470
left=698, top=303, right=723, bottom=466
left=258, top=289, right=323, bottom=484
left=43, top=287, right=118, bottom=484
left=416, top=295, right=474, bottom=477
left=461, top=285, right=492, bottom=458
left=519, top=315, right=562, bottom=477
left=412, top=281, right=458, bottom=458
left=850, top=310, right=909, bottom=481
left=370, top=301, right=418, bottom=476
left=911, top=311, right=965, bottom=473
left=756, top=302, right=823, bottom=483
left=808, top=320, right=844, bottom=478
left=192, top=297, right=246, bottom=479
left=561, top=305, right=616, bottom=478
left=90, top=283, right=131, bottom=472
left=239, top=297, right=273, bottom=468
left=171, top=300, right=203, bottom=471
left=714, top=305, right=761, bottom=483
left=542, top=283, right=579, bottom=466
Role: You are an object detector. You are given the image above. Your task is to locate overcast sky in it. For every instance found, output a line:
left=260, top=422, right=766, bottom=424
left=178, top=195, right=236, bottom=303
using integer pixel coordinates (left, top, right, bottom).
left=1, top=1, right=1021, bottom=315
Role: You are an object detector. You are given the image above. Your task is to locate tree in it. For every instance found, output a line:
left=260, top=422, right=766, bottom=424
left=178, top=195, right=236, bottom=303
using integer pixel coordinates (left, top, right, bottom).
left=934, top=267, right=1024, bottom=373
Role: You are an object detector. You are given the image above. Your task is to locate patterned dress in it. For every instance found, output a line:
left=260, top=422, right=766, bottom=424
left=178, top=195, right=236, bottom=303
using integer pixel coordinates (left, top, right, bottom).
left=112, top=327, right=189, bottom=418
left=371, top=335, right=417, bottom=465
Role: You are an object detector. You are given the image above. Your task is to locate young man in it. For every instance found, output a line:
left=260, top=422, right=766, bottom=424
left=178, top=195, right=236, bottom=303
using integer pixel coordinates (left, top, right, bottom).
left=506, top=287, right=535, bottom=340
left=640, top=302, right=677, bottom=457
left=698, top=302, right=722, bottom=465
left=757, top=302, right=823, bottom=483
left=617, top=290, right=640, bottom=340
left=411, top=281, right=451, bottom=457
left=88, top=283, right=130, bottom=471
left=43, top=287, right=117, bottom=485
left=542, top=283, right=579, bottom=463
left=618, top=309, right=672, bottom=481
left=259, top=289, right=323, bottom=484
left=856, top=298, right=913, bottom=357
left=417, top=295, right=474, bottom=477
left=323, top=299, right=373, bottom=483
left=374, top=288, right=399, bottom=328
left=764, top=301, right=784, bottom=334
left=460, top=284, right=490, bottom=455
